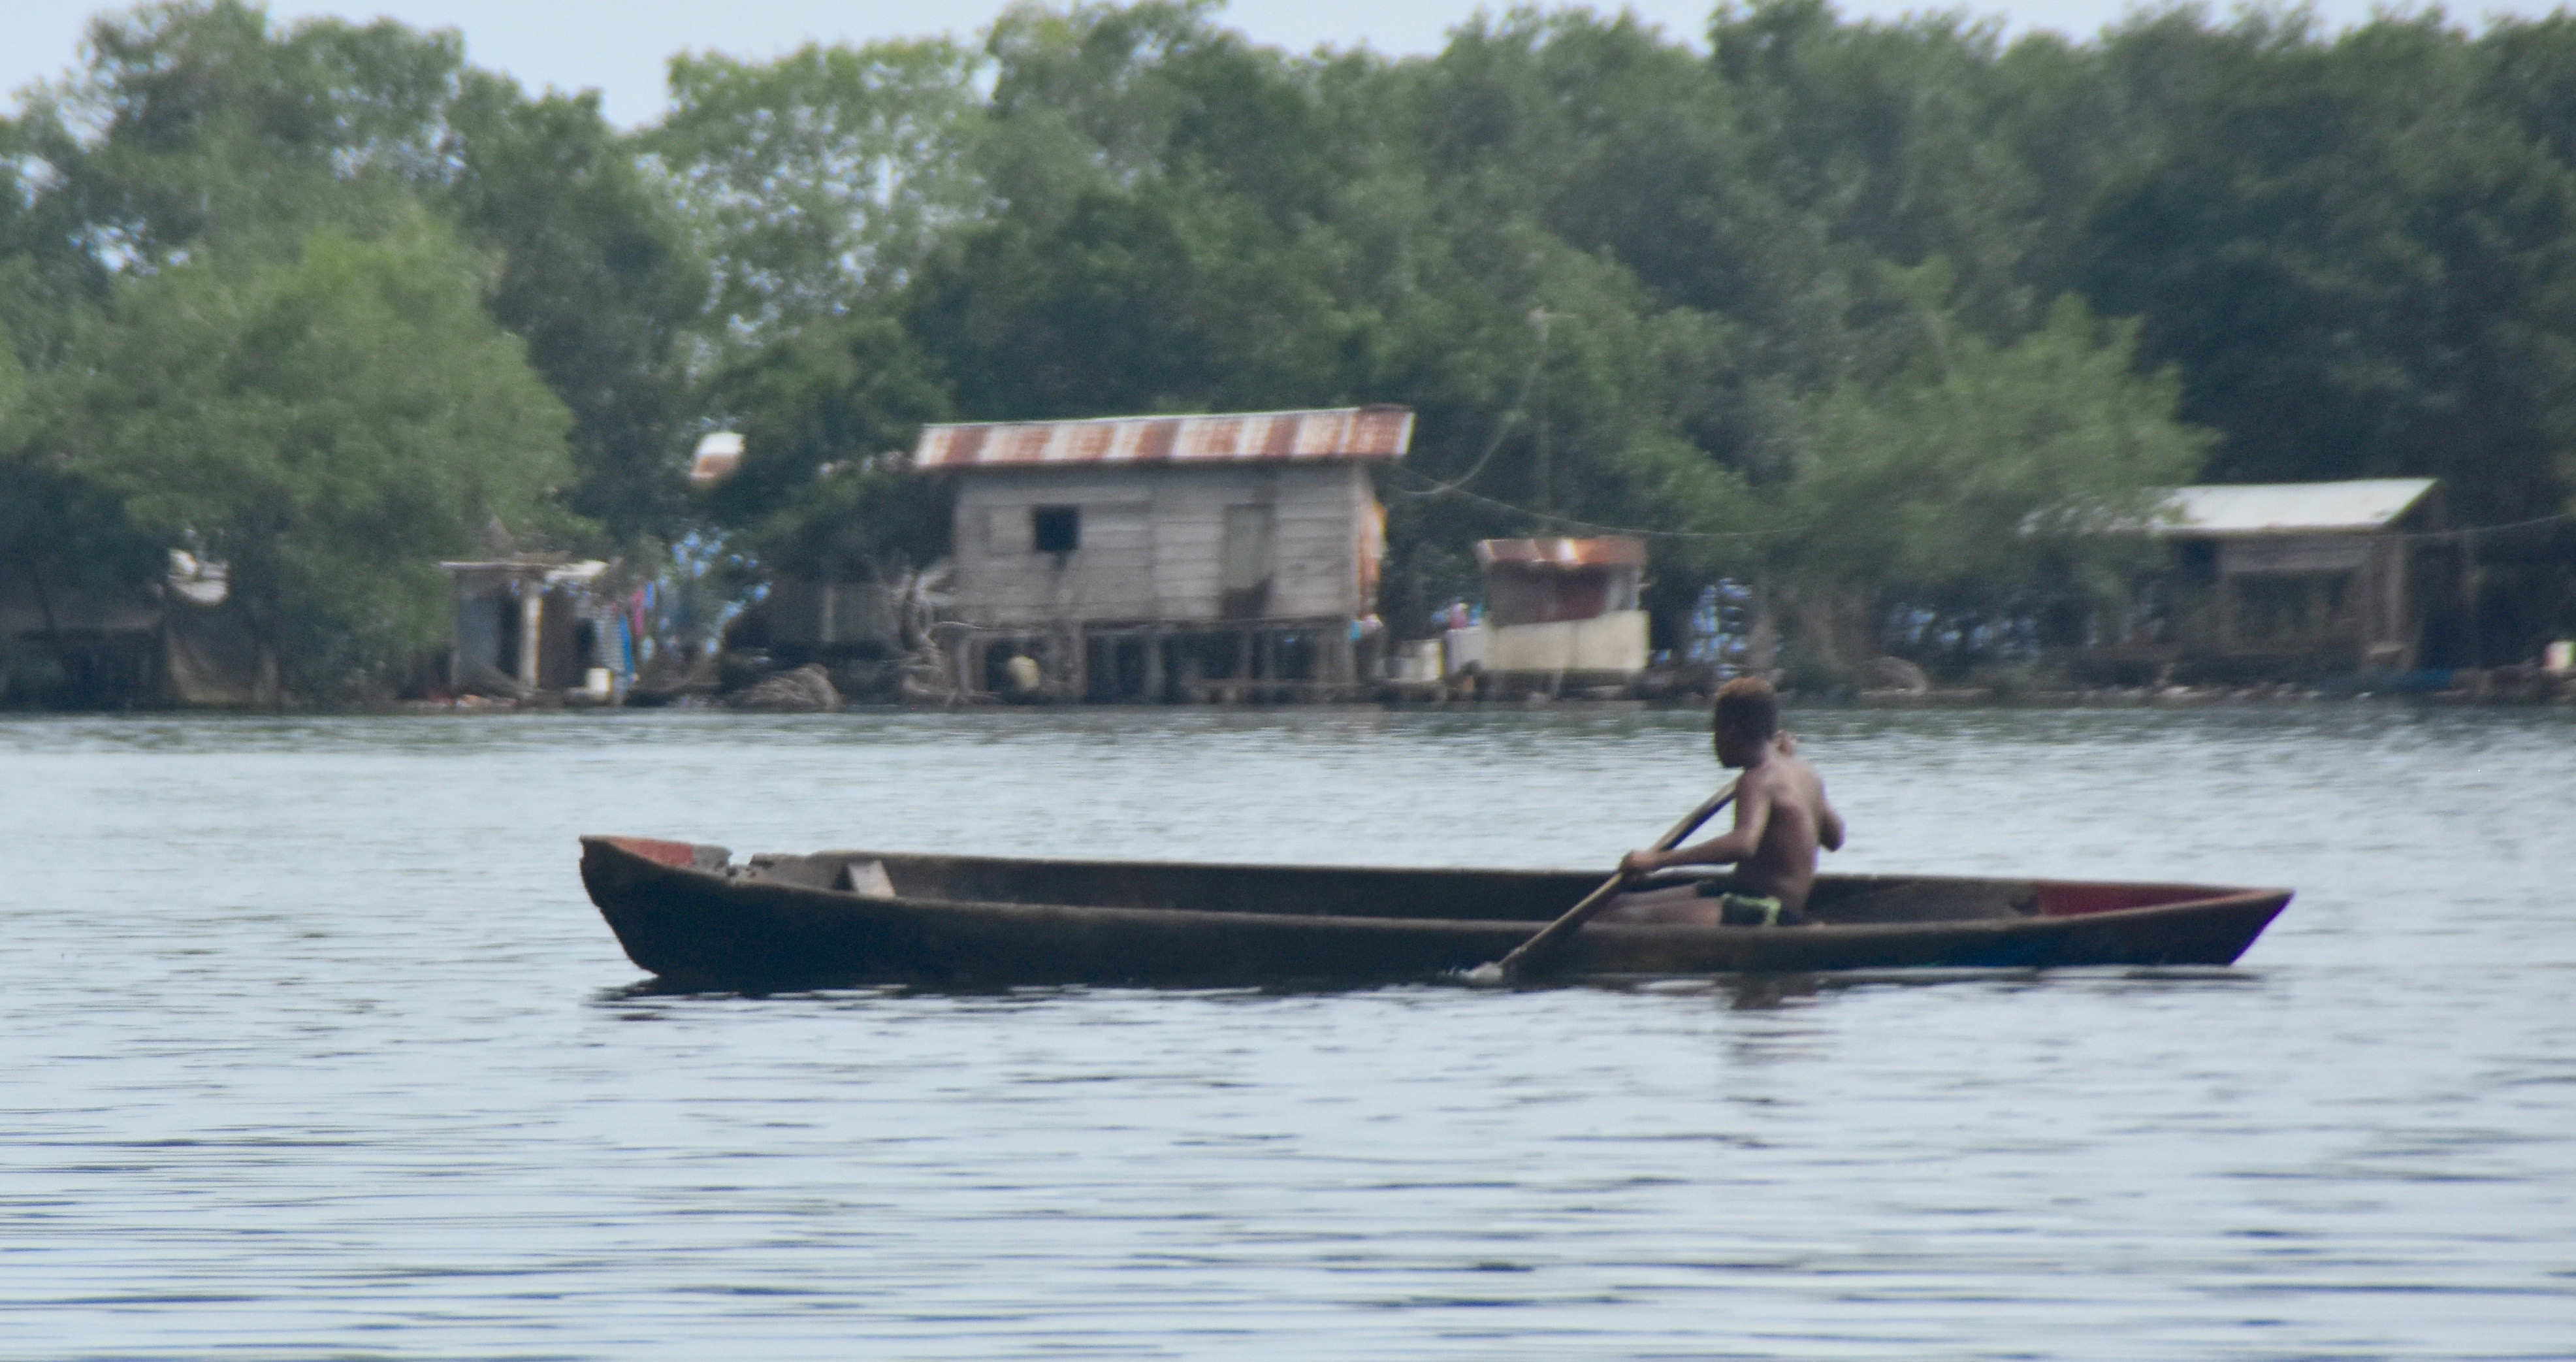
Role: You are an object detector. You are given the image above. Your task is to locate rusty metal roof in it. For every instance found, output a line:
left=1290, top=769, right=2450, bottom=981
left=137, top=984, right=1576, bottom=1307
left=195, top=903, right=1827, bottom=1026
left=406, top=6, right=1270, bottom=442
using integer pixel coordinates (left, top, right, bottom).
left=2152, top=479, right=2436, bottom=536
left=914, top=406, right=1413, bottom=470
left=1475, top=537, right=1647, bottom=569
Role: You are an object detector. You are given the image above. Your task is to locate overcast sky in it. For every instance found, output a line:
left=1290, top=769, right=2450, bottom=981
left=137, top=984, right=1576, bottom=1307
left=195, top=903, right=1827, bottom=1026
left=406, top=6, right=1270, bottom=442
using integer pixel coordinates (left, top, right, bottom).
left=7, top=0, right=2569, bottom=129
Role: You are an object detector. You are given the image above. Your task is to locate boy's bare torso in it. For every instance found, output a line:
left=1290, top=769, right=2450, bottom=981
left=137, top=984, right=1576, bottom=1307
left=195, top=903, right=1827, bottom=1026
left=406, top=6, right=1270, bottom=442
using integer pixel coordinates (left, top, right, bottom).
left=1601, top=744, right=1842, bottom=927
left=1728, top=754, right=1830, bottom=909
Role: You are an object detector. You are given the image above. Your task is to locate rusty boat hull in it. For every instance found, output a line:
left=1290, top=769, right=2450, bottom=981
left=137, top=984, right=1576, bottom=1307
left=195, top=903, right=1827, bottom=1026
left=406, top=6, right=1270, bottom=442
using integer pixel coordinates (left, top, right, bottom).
left=579, top=835, right=2293, bottom=990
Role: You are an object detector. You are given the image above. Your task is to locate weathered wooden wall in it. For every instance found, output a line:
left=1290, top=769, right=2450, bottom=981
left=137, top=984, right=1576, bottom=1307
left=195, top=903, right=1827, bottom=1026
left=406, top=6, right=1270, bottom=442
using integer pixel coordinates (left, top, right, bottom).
left=2208, top=531, right=2416, bottom=664
left=750, top=579, right=902, bottom=653
left=950, top=462, right=1372, bottom=627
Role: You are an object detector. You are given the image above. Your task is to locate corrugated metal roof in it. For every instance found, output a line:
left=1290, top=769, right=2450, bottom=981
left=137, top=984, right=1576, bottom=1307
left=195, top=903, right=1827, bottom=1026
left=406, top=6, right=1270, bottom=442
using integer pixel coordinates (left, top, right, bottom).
left=914, top=406, right=1413, bottom=470
left=2153, top=479, right=2436, bottom=536
left=1475, top=537, right=1648, bottom=568
left=438, top=558, right=610, bottom=585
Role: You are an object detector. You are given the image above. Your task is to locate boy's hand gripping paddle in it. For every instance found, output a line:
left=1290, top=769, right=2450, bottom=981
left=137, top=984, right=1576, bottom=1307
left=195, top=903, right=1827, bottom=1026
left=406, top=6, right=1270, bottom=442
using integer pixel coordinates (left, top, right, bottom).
left=1466, top=778, right=1741, bottom=986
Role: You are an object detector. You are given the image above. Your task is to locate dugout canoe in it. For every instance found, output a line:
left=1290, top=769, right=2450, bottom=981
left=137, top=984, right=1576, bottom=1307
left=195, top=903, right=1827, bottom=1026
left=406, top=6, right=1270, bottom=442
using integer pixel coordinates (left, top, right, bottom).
left=579, top=835, right=2292, bottom=989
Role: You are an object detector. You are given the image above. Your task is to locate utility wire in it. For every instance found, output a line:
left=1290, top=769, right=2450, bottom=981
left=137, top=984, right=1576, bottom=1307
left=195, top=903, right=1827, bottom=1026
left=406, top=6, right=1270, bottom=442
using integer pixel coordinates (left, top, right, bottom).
left=1387, top=312, right=1792, bottom=542
left=1392, top=474, right=1799, bottom=542
left=1404, top=340, right=2576, bottom=553
left=1396, top=357, right=1545, bottom=500
left=2396, top=508, right=2576, bottom=542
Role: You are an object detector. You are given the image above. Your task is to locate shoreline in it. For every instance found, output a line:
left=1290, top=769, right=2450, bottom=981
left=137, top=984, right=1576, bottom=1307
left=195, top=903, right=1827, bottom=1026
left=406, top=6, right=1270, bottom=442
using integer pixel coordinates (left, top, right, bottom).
left=8, top=678, right=2573, bottom=718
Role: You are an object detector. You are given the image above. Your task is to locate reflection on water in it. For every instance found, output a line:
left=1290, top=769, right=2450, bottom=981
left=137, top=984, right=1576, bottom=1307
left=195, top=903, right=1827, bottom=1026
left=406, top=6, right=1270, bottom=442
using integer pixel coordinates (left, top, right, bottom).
left=2, top=704, right=2571, bottom=1359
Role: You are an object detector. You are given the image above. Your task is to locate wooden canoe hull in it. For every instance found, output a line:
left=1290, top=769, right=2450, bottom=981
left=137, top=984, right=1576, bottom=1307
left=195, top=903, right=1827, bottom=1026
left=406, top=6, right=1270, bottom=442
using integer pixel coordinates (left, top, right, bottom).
left=580, top=836, right=2293, bottom=990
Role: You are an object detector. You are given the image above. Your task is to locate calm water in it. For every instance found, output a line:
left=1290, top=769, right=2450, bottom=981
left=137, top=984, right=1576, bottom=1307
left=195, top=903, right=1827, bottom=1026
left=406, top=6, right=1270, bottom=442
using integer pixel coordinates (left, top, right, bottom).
left=2, top=704, right=2571, bottom=1359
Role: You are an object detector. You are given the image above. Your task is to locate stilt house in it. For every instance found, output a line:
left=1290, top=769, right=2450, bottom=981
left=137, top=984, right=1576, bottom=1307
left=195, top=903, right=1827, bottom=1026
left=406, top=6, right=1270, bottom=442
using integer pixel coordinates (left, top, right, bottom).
left=917, top=406, right=1412, bottom=702
left=1, top=551, right=259, bottom=707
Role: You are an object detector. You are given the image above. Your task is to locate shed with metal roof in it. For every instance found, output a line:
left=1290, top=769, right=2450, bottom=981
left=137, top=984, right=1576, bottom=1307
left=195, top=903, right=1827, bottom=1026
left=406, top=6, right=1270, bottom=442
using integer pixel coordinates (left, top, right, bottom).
left=916, top=406, right=1411, bottom=702
left=1457, top=538, right=1651, bottom=690
left=438, top=557, right=622, bottom=699
left=2090, top=478, right=2447, bottom=677
left=2148, top=479, right=2436, bottom=538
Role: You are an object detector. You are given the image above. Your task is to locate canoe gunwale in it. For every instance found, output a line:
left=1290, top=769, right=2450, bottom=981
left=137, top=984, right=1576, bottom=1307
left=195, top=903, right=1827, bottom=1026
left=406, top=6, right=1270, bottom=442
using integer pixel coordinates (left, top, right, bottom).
left=613, top=837, right=2287, bottom=918
left=585, top=835, right=2287, bottom=926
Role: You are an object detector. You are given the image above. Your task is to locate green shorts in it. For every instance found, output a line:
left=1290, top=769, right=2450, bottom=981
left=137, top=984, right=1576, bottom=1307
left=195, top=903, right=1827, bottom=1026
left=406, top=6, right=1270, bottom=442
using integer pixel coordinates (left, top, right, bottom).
left=1694, top=882, right=1786, bottom=926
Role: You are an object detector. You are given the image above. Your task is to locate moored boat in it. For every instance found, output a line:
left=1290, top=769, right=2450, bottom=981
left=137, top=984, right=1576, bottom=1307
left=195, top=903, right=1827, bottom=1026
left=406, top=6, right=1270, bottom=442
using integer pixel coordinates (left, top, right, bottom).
left=579, top=835, right=2292, bottom=989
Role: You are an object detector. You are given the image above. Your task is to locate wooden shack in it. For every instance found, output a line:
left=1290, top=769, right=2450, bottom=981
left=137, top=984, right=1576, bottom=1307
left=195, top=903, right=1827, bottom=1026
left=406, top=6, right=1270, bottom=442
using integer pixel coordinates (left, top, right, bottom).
left=439, top=556, right=624, bottom=699
left=2113, top=478, right=2440, bottom=678
left=1445, top=538, right=1650, bottom=692
left=918, top=406, right=1411, bottom=702
left=725, top=578, right=902, bottom=667
left=2, top=551, right=261, bottom=707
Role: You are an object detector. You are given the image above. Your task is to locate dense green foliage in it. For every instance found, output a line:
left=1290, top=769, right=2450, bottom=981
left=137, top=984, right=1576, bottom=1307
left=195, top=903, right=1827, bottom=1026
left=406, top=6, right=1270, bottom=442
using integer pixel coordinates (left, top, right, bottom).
left=1, top=319, right=166, bottom=695
left=40, top=215, right=575, bottom=696
left=651, top=38, right=989, bottom=334
left=698, top=315, right=955, bottom=578
left=7, top=0, right=2576, bottom=700
left=441, top=74, right=711, bottom=540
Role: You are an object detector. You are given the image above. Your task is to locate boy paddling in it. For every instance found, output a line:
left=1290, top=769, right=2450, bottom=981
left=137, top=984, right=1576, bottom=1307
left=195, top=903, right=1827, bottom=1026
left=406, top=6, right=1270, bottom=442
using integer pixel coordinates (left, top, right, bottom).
left=1602, top=677, right=1844, bottom=926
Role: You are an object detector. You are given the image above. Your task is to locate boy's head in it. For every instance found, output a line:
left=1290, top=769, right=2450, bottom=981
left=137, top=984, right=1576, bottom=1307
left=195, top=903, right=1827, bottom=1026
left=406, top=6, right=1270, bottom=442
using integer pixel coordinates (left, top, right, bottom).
left=1711, top=677, right=1779, bottom=766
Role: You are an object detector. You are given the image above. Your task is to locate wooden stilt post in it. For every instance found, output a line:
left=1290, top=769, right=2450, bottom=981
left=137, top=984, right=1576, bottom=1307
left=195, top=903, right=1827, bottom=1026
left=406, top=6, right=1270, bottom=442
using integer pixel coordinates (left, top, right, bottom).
left=2462, top=529, right=2480, bottom=670
left=517, top=577, right=544, bottom=692
left=449, top=596, right=466, bottom=693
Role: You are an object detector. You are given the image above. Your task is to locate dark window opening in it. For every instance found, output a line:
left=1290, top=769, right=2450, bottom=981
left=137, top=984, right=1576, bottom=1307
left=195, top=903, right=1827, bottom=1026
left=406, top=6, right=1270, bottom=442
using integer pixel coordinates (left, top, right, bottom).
left=1033, top=506, right=1080, bottom=553
left=2175, top=539, right=2218, bottom=585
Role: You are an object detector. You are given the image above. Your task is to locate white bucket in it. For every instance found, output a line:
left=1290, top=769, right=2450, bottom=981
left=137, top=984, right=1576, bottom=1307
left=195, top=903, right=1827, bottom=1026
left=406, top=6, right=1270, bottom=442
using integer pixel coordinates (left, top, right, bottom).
left=583, top=667, right=613, bottom=697
left=2545, top=640, right=2574, bottom=673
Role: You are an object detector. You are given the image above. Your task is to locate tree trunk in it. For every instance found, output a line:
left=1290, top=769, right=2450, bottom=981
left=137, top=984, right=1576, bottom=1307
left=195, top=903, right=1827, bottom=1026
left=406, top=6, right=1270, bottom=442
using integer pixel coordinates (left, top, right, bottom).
left=1785, top=582, right=1873, bottom=687
left=245, top=602, right=283, bottom=709
left=24, top=560, right=74, bottom=680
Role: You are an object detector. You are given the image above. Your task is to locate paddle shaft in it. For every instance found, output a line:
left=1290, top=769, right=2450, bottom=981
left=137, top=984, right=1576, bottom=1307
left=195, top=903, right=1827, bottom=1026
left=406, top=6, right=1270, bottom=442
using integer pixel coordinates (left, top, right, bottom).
left=1491, top=778, right=1741, bottom=982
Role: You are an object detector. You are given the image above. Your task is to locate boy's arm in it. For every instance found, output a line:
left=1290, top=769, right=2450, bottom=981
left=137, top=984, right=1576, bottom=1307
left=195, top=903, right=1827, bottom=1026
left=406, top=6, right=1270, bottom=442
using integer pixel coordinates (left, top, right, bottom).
left=1818, top=793, right=1846, bottom=852
left=1623, top=778, right=1772, bottom=876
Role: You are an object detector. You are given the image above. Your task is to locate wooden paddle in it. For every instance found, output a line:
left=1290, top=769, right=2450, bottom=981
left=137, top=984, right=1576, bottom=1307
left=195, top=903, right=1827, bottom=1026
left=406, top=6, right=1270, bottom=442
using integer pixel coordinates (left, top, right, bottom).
left=1466, top=777, right=1743, bottom=986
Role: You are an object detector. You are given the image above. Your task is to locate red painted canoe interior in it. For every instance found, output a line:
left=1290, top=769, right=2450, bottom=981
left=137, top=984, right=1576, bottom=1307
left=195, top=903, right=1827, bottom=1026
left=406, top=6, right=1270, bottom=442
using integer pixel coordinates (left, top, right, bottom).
left=2034, top=882, right=2210, bottom=917
left=608, top=837, right=702, bottom=869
